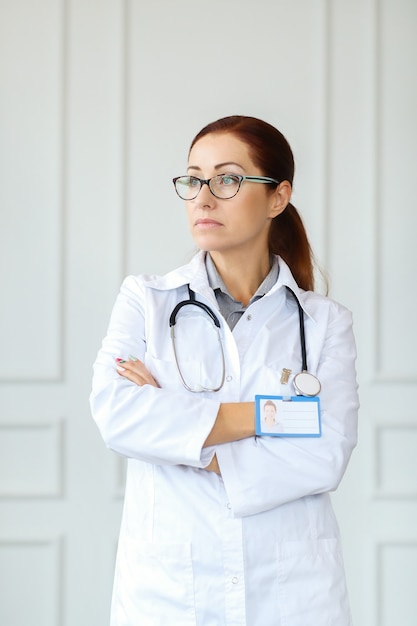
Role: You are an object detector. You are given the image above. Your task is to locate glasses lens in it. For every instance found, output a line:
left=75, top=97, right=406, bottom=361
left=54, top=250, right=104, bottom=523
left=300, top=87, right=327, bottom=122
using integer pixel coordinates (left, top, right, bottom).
left=175, top=176, right=201, bottom=200
left=210, top=174, right=241, bottom=198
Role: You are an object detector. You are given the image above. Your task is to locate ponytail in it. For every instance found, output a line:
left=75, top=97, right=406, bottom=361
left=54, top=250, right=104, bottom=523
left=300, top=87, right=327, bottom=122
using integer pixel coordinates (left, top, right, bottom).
left=269, top=202, right=315, bottom=292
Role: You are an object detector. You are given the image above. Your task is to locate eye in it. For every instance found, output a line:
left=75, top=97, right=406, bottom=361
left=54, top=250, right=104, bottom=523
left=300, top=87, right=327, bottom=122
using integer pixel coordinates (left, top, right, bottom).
left=219, top=174, right=240, bottom=186
left=181, top=176, right=200, bottom=187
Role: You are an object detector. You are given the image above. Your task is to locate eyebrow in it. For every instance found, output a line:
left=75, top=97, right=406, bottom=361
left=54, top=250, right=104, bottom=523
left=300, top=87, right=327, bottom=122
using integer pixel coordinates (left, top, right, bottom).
left=187, top=161, right=245, bottom=172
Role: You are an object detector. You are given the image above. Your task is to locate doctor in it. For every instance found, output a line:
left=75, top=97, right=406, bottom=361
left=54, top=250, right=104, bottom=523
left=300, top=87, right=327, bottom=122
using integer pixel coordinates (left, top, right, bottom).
left=90, top=115, right=359, bottom=626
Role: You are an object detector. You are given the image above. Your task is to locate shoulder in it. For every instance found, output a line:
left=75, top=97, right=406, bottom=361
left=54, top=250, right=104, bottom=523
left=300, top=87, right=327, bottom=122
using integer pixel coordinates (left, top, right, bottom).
left=120, top=251, right=205, bottom=294
left=300, top=292, right=355, bottom=349
left=276, top=256, right=353, bottom=324
left=302, top=290, right=352, bottom=320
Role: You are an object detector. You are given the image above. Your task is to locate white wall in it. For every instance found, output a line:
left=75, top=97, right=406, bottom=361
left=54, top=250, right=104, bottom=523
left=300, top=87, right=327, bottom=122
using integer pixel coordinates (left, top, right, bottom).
left=0, top=1, right=416, bottom=624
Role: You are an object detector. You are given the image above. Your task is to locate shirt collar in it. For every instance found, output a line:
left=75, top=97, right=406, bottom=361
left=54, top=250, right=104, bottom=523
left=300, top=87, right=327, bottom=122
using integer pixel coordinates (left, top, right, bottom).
left=205, top=253, right=279, bottom=303
left=145, top=250, right=316, bottom=322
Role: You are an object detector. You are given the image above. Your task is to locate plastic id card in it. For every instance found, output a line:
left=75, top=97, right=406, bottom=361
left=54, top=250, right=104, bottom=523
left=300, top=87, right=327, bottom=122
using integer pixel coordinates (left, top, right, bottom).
left=255, top=395, right=321, bottom=437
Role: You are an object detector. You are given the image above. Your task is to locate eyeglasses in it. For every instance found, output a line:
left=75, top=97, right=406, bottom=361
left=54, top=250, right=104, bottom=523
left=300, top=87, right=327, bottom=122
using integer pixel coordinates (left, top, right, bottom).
left=172, top=173, right=280, bottom=200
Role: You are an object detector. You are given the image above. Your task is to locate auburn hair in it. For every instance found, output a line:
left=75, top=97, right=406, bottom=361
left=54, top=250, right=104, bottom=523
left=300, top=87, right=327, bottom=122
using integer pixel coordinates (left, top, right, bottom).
left=189, top=115, right=315, bottom=292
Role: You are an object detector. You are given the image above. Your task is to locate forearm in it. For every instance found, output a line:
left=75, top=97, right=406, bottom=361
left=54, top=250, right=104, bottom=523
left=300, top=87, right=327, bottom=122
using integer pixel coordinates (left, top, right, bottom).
left=113, top=358, right=255, bottom=459
left=203, top=402, right=255, bottom=447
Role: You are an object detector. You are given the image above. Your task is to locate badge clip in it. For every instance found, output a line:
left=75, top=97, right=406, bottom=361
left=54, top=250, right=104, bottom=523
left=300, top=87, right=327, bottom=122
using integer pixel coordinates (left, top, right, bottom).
left=280, top=368, right=292, bottom=401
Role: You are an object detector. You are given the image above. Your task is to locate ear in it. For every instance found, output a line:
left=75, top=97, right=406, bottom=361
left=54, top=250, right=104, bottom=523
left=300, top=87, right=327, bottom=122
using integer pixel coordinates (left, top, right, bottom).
left=269, top=181, right=292, bottom=218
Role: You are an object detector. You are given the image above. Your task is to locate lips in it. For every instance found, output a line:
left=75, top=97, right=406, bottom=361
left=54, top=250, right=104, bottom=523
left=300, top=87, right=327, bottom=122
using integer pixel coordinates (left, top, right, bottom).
left=194, top=218, right=223, bottom=228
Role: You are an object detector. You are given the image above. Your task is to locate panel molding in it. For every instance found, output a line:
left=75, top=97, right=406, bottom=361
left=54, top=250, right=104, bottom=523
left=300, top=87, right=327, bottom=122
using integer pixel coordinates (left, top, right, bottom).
left=373, top=0, right=417, bottom=382
left=0, top=535, right=64, bottom=626
left=372, top=422, right=417, bottom=499
left=0, top=419, right=65, bottom=498
left=0, top=0, right=67, bottom=384
left=376, top=541, right=417, bottom=626
left=120, top=0, right=130, bottom=280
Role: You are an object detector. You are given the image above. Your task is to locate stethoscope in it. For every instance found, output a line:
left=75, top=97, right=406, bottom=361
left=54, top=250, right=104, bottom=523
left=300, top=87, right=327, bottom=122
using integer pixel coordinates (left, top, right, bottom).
left=169, top=285, right=321, bottom=396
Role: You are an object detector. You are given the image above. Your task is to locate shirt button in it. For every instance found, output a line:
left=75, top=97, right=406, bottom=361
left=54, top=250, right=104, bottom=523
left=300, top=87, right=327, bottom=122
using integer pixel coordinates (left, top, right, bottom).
left=226, top=375, right=232, bottom=382
left=227, top=502, right=232, bottom=509
left=247, top=315, right=252, bottom=321
left=232, top=577, right=239, bottom=584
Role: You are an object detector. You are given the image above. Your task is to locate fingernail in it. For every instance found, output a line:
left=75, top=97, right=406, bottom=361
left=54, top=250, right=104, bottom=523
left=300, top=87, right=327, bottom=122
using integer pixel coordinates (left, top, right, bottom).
left=116, top=358, right=126, bottom=364
left=116, top=365, right=126, bottom=373
left=128, top=355, right=138, bottom=361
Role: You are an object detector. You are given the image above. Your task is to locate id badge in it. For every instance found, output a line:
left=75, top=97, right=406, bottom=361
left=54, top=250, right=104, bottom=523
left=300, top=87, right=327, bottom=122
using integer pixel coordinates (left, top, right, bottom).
left=255, top=395, right=321, bottom=437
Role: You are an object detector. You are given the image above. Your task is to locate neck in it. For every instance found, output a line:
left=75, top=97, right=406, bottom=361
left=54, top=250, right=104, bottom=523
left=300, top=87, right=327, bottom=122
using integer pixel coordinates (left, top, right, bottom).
left=209, top=250, right=271, bottom=306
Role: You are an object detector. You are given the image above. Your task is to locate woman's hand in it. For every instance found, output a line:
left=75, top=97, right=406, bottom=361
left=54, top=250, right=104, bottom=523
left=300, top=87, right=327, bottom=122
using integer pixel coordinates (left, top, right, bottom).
left=116, top=357, right=159, bottom=388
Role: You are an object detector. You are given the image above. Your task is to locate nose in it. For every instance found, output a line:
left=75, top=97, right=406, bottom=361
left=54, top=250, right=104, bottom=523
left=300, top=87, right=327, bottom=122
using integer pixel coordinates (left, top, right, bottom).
left=194, top=180, right=215, bottom=207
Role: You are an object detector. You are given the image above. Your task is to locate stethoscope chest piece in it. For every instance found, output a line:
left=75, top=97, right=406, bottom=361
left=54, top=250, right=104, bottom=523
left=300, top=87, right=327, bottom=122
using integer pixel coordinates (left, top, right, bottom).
left=293, top=371, right=321, bottom=397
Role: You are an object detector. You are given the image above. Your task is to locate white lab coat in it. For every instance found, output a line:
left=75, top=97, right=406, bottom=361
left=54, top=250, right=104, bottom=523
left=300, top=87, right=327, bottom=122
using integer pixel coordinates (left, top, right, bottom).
left=90, top=251, right=359, bottom=626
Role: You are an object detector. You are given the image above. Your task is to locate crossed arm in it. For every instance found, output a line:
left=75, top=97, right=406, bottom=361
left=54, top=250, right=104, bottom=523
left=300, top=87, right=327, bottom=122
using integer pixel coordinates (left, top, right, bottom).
left=116, top=357, right=255, bottom=472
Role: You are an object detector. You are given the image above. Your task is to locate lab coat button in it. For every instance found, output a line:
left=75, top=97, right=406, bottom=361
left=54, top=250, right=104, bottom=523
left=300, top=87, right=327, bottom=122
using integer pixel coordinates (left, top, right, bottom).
left=227, top=502, right=232, bottom=509
left=226, top=375, right=232, bottom=382
left=247, top=314, right=252, bottom=321
left=232, top=577, right=239, bottom=584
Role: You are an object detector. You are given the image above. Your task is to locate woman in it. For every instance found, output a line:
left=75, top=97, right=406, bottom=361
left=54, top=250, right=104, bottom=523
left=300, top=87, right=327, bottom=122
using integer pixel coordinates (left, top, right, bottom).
left=262, top=400, right=285, bottom=434
left=90, top=115, right=359, bottom=625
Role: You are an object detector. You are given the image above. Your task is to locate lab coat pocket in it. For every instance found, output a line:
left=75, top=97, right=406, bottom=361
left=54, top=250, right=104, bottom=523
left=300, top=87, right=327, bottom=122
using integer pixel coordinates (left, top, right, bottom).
left=276, top=539, right=352, bottom=626
left=114, top=539, right=197, bottom=625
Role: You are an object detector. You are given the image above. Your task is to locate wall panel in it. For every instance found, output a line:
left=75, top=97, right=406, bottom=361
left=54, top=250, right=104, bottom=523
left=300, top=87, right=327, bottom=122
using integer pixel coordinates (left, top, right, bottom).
left=378, top=543, right=417, bottom=626
left=0, top=0, right=65, bottom=381
left=0, top=538, right=63, bottom=625
left=377, top=0, right=417, bottom=379
left=375, top=424, right=417, bottom=497
left=0, top=420, right=64, bottom=498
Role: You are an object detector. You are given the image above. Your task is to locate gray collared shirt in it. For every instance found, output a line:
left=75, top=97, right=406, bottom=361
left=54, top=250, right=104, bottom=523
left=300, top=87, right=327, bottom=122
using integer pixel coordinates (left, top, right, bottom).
left=205, top=253, right=279, bottom=330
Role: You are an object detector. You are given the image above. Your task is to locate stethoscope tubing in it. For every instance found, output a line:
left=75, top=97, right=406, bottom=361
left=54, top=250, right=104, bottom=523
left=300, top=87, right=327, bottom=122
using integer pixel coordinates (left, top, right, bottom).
left=169, top=286, right=225, bottom=392
left=169, top=287, right=221, bottom=329
left=169, top=284, right=320, bottom=396
left=285, top=287, right=308, bottom=372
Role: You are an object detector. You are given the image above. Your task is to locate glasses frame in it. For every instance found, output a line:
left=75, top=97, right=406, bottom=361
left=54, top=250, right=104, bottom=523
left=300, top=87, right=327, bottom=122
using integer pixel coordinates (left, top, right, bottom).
left=172, top=173, right=280, bottom=200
